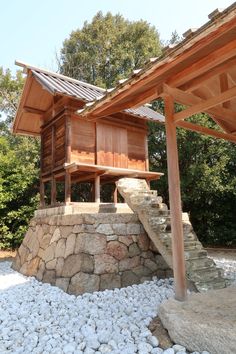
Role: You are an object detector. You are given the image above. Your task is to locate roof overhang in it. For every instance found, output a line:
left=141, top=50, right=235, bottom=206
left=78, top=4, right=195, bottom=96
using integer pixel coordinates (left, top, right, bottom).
left=79, top=3, right=236, bottom=142
left=13, top=62, right=165, bottom=136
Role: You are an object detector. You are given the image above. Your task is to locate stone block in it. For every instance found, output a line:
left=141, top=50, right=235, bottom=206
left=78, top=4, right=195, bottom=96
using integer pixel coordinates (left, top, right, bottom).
left=60, top=225, right=74, bottom=238
left=43, top=270, right=56, bottom=285
left=119, top=256, right=140, bottom=271
left=55, top=278, right=70, bottom=293
left=121, top=271, right=139, bottom=287
left=112, top=223, right=127, bottom=235
left=144, top=258, right=158, bottom=272
left=46, top=258, right=57, bottom=270
left=118, top=236, right=133, bottom=246
left=56, top=257, right=64, bottom=276
left=137, top=233, right=150, bottom=251
left=64, top=233, right=76, bottom=258
left=106, top=235, right=118, bottom=241
left=62, top=253, right=93, bottom=277
left=40, top=233, right=52, bottom=250
left=127, top=223, right=140, bottom=234
left=18, top=244, right=30, bottom=265
left=96, top=224, right=113, bottom=235
left=68, top=272, right=100, bottom=295
left=128, top=243, right=141, bottom=257
left=73, top=224, right=95, bottom=234
left=155, top=254, right=170, bottom=270
left=94, top=254, right=118, bottom=274
left=159, top=288, right=236, bottom=354
left=55, top=239, right=66, bottom=258
left=42, top=243, right=55, bottom=263
left=58, top=214, right=84, bottom=226
left=100, top=274, right=121, bottom=290
left=36, top=261, right=45, bottom=281
left=50, top=228, right=61, bottom=243
left=132, top=265, right=152, bottom=277
left=106, top=241, right=128, bottom=260
left=75, top=233, right=106, bottom=255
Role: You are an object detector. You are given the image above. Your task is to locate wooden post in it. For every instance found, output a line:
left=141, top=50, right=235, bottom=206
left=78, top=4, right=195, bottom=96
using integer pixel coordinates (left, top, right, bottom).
left=65, top=171, right=71, bottom=204
left=164, top=95, right=187, bottom=301
left=113, top=185, right=118, bottom=203
left=51, top=175, right=56, bottom=206
left=65, top=112, right=72, bottom=204
left=40, top=178, right=45, bottom=207
left=95, top=175, right=100, bottom=203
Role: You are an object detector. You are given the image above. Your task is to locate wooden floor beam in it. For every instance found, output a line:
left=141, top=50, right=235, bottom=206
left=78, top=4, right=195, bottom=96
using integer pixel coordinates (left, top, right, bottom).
left=164, top=95, right=187, bottom=301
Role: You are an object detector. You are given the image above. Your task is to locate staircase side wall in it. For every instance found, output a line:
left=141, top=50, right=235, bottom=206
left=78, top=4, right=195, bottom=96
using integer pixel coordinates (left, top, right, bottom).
left=12, top=212, right=172, bottom=295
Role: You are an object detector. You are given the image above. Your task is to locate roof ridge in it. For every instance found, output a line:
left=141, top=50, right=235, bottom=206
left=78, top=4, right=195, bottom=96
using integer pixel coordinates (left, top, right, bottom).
left=15, top=60, right=105, bottom=93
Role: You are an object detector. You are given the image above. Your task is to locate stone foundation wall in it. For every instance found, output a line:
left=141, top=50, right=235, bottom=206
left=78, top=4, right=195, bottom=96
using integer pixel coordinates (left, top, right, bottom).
left=13, top=211, right=172, bottom=295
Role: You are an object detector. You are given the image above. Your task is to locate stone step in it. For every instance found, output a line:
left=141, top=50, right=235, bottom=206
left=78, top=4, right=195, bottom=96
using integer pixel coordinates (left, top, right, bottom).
left=194, top=278, right=227, bottom=292
left=188, top=267, right=222, bottom=283
left=186, top=257, right=215, bottom=271
left=117, top=177, right=229, bottom=294
left=184, top=249, right=208, bottom=260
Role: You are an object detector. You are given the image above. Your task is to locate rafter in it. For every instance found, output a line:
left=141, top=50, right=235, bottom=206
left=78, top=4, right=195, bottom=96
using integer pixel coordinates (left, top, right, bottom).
left=23, top=106, right=46, bottom=115
left=173, top=86, right=236, bottom=122
left=163, top=84, right=236, bottom=126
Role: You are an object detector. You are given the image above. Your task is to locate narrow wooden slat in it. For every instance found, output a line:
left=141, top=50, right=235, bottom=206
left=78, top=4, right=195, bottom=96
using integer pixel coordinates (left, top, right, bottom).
left=164, top=95, right=187, bottom=301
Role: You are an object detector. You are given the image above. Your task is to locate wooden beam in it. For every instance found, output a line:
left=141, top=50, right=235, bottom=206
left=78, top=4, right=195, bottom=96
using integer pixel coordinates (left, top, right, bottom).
left=173, top=85, right=236, bottom=122
left=23, top=106, right=45, bottom=115
left=163, top=84, right=236, bottom=126
left=177, top=120, right=236, bottom=143
left=168, top=38, right=236, bottom=88
left=181, top=56, right=236, bottom=92
left=86, top=86, right=160, bottom=120
left=219, top=73, right=230, bottom=109
left=94, top=174, right=100, bottom=203
left=164, top=95, right=187, bottom=301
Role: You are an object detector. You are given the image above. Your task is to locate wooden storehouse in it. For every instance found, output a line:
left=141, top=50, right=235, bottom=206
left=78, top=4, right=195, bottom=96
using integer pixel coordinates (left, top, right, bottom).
left=13, top=62, right=164, bottom=207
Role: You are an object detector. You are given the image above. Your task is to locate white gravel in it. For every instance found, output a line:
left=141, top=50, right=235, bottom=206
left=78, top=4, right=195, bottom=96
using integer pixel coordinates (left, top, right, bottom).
left=2, top=257, right=234, bottom=354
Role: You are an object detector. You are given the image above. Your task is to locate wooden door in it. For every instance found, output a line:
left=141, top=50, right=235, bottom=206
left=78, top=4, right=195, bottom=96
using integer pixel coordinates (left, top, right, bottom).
left=96, top=123, right=128, bottom=168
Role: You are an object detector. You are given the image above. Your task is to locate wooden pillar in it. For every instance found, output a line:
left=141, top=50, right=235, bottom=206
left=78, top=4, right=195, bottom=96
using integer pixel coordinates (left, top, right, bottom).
left=65, top=171, right=71, bottom=204
left=65, top=112, right=72, bottom=204
left=164, top=95, right=187, bottom=301
left=95, top=175, right=100, bottom=203
left=40, top=178, right=45, bottom=208
left=113, top=185, right=118, bottom=203
left=51, top=175, right=56, bottom=206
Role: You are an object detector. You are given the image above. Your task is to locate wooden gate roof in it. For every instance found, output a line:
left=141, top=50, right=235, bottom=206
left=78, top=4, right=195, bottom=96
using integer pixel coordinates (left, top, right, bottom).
left=79, top=3, right=236, bottom=143
left=13, top=62, right=164, bottom=136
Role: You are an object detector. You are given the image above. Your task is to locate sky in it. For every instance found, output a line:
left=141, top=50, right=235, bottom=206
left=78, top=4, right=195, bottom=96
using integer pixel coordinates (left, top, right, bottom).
left=0, top=0, right=234, bottom=75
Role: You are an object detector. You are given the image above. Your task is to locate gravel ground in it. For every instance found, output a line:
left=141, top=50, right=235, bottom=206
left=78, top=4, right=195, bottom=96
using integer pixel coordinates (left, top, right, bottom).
left=1, top=253, right=235, bottom=354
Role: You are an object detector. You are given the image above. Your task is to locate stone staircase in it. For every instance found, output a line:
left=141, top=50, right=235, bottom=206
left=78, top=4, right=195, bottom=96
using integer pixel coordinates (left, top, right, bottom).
left=117, top=178, right=229, bottom=292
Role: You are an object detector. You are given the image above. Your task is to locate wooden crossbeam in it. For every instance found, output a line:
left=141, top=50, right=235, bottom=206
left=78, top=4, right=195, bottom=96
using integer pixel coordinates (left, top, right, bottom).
left=23, top=106, right=45, bottom=115
left=173, top=86, right=236, bottom=122
left=177, top=120, right=236, bottom=143
left=163, top=84, right=236, bottom=125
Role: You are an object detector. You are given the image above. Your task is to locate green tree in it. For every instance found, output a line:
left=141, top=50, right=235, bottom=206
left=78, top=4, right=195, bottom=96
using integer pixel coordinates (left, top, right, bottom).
left=0, top=68, right=40, bottom=249
left=59, top=11, right=162, bottom=88
left=149, top=101, right=236, bottom=247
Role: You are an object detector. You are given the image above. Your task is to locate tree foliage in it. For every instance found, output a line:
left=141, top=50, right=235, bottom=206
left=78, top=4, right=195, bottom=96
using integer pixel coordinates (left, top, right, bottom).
left=0, top=68, right=40, bottom=249
left=149, top=101, right=236, bottom=246
left=59, top=12, right=161, bottom=88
